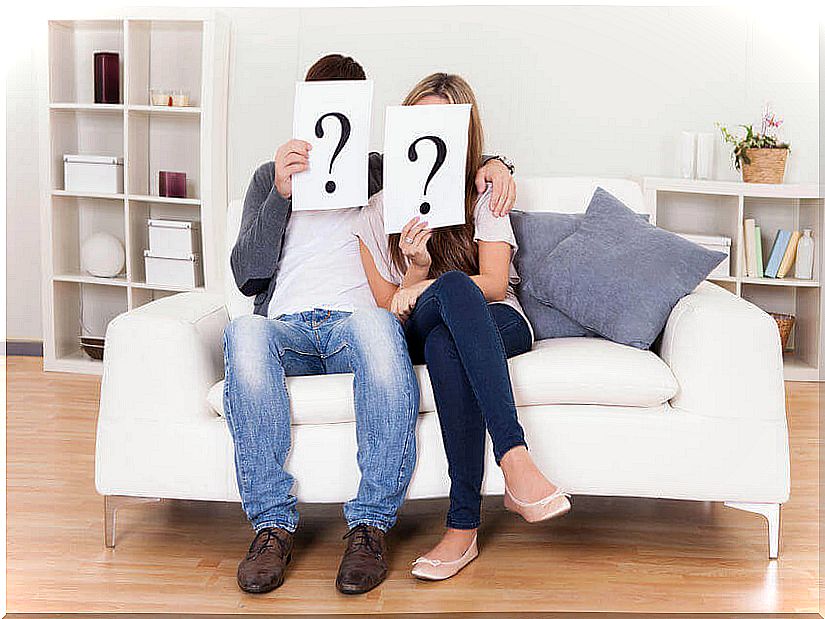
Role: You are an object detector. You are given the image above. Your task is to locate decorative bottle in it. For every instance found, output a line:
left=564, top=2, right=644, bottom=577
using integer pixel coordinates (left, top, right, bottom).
left=794, top=229, right=814, bottom=280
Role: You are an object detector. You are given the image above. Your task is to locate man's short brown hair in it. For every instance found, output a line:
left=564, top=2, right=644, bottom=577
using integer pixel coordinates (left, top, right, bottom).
left=305, top=54, right=366, bottom=81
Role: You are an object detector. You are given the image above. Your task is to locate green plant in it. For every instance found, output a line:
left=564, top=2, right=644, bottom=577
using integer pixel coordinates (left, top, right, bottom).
left=716, top=106, right=789, bottom=171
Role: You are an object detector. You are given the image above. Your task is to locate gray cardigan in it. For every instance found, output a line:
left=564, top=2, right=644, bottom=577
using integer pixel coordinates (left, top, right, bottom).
left=230, top=153, right=499, bottom=316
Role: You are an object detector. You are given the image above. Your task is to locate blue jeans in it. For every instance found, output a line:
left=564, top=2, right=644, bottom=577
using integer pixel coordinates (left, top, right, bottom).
left=405, top=271, right=533, bottom=530
left=222, top=307, right=419, bottom=534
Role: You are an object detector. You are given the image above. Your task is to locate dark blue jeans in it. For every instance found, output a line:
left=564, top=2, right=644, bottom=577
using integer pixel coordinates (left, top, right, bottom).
left=405, top=271, right=533, bottom=529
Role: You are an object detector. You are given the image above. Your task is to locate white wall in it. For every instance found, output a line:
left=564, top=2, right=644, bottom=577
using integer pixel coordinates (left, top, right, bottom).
left=226, top=5, right=819, bottom=200
left=5, top=5, right=820, bottom=340
left=7, top=33, right=44, bottom=341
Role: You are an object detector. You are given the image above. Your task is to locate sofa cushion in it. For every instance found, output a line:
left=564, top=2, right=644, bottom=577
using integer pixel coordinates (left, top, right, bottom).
left=207, top=337, right=678, bottom=424
left=510, top=210, right=651, bottom=340
left=510, top=211, right=592, bottom=339
left=527, top=188, right=726, bottom=349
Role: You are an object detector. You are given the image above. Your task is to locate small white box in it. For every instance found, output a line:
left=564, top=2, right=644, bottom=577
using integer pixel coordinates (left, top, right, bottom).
left=676, top=233, right=732, bottom=278
left=64, top=154, right=123, bottom=194
left=147, top=219, right=201, bottom=258
left=144, top=251, right=203, bottom=289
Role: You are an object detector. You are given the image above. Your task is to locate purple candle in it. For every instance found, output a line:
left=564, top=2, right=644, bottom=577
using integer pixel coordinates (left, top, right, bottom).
left=159, top=171, right=187, bottom=198
left=94, top=52, right=120, bottom=104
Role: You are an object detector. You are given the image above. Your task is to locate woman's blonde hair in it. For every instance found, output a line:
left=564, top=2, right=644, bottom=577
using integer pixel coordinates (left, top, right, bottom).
left=389, top=73, right=484, bottom=279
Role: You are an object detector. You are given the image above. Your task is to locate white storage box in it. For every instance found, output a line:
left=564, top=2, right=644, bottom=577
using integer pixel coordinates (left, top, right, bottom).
left=676, top=233, right=732, bottom=278
left=64, top=154, right=123, bottom=194
left=147, top=219, right=201, bottom=258
left=144, top=251, right=203, bottom=289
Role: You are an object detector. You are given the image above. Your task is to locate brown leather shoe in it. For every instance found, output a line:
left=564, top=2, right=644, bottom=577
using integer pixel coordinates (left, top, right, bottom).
left=335, top=524, right=388, bottom=594
left=237, top=527, right=293, bottom=594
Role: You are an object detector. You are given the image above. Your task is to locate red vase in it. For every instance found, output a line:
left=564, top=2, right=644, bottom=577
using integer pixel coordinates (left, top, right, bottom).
left=159, top=171, right=187, bottom=198
left=94, top=52, right=120, bottom=104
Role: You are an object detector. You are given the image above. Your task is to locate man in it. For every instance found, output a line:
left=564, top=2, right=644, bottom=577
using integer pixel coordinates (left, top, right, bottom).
left=225, top=53, right=517, bottom=596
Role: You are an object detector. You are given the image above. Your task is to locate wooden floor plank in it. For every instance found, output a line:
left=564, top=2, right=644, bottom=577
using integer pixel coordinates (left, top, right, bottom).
left=6, top=356, right=819, bottom=613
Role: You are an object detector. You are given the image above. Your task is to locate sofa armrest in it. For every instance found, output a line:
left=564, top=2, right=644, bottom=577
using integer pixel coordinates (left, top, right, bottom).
left=659, top=282, right=785, bottom=421
left=98, top=292, right=228, bottom=425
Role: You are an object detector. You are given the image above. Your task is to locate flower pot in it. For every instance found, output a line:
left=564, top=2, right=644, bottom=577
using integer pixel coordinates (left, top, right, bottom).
left=741, top=148, right=788, bottom=184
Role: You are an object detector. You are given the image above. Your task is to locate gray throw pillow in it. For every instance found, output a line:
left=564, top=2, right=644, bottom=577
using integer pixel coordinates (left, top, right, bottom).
left=510, top=211, right=592, bottom=339
left=526, top=188, right=726, bottom=349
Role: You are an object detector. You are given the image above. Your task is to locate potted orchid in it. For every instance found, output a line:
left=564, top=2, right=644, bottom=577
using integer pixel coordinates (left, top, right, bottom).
left=717, top=105, right=790, bottom=183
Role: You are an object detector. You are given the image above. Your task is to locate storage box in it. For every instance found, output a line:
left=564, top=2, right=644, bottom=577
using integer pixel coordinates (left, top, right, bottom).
left=64, top=154, right=123, bottom=194
left=147, top=219, right=200, bottom=258
left=144, top=251, right=202, bottom=288
left=676, top=233, right=732, bottom=278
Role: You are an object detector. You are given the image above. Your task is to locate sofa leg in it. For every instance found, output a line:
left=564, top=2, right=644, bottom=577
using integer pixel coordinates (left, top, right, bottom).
left=104, top=495, right=162, bottom=548
left=724, top=501, right=781, bottom=559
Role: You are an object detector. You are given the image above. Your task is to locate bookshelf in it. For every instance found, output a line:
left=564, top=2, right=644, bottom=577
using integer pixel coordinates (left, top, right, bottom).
left=644, top=177, right=824, bottom=382
left=40, top=15, right=229, bottom=374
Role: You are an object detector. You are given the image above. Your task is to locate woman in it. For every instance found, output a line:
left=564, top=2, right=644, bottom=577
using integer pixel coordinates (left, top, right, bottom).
left=355, top=73, right=570, bottom=581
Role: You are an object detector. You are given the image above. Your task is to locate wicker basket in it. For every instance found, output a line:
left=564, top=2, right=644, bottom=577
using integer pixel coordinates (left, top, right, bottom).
left=741, top=148, right=788, bottom=184
left=769, top=312, right=795, bottom=350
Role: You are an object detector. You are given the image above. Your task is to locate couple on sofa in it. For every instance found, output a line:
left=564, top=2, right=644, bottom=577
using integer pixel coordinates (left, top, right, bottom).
left=224, top=54, right=571, bottom=595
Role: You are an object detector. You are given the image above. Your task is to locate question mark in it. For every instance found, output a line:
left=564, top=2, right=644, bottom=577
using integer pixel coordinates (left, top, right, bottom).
left=315, top=112, right=351, bottom=193
left=407, top=136, right=447, bottom=215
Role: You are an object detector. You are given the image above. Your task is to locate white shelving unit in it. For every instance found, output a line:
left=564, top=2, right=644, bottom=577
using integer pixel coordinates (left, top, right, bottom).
left=644, top=177, right=824, bottom=382
left=40, top=15, right=229, bottom=374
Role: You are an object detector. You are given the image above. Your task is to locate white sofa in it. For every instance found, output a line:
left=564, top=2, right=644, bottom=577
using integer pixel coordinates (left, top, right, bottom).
left=95, top=177, right=790, bottom=557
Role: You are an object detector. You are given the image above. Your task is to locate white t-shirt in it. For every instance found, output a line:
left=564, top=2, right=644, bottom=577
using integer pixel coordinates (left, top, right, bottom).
left=267, top=208, right=376, bottom=318
left=354, top=188, right=533, bottom=341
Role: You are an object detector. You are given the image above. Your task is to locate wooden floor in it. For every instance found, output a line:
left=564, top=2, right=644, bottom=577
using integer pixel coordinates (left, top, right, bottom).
left=6, top=355, right=821, bottom=614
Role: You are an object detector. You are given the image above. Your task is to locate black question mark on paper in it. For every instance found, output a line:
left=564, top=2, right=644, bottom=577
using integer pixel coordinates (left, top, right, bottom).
left=314, top=112, right=352, bottom=194
left=408, top=136, right=447, bottom=215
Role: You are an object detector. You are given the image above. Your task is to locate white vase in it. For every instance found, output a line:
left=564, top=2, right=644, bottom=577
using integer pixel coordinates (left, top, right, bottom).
left=679, top=131, right=696, bottom=179
left=696, top=133, right=714, bottom=180
left=81, top=232, right=125, bottom=278
left=794, top=229, right=814, bottom=280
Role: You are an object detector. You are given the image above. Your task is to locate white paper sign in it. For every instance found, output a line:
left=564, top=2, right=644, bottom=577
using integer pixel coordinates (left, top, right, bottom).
left=383, top=104, right=471, bottom=234
left=291, top=80, right=373, bottom=211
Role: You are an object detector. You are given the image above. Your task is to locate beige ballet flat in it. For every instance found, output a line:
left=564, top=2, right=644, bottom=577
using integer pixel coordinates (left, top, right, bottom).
left=504, top=486, right=572, bottom=523
left=410, top=534, right=479, bottom=581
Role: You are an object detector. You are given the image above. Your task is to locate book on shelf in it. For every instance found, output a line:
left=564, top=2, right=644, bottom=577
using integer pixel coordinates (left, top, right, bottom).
left=777, top=230, right=802, bottom=279
left=765, top=230, right=791, bottom=278
left=754, top=226, right=764, bottom=278
left=743, top=219, right=757, bottom=277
